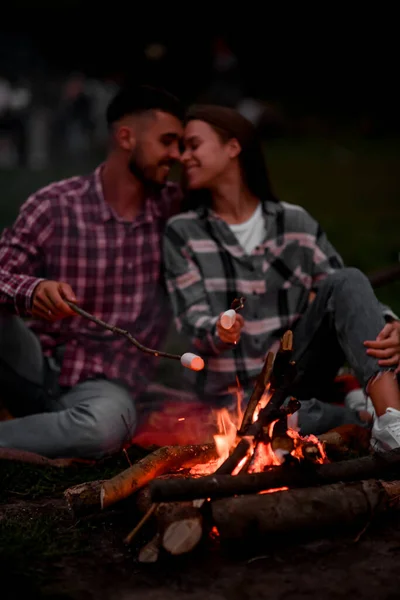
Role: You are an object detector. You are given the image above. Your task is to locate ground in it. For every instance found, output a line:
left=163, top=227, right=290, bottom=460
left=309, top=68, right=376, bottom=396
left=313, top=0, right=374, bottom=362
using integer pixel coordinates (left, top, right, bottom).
left=1, top=445, right=400, bottom=600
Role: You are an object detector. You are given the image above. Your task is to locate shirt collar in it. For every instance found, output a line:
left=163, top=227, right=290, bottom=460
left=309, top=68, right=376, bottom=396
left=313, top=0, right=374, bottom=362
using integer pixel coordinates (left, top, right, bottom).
left=92, top=164, right=165, bottom=223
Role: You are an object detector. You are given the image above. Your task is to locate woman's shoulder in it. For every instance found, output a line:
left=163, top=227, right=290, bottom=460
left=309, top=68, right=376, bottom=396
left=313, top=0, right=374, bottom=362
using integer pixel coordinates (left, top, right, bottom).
left=166, top=209, right=204, bottom=235
left=278, top=201, right=319, bottom=232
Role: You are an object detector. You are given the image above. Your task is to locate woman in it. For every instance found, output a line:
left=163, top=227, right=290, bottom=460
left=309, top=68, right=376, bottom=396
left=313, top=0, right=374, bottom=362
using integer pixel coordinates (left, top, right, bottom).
left=163, top=105, right=400, bottom=448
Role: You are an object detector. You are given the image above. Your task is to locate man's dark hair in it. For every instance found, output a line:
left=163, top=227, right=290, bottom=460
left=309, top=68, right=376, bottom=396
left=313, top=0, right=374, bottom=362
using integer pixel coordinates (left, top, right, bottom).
left=106, top=84, right=185, bottom=126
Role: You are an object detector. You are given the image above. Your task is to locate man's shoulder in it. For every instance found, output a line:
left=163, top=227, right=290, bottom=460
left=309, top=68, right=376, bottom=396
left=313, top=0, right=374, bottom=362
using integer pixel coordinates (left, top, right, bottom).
left=29, top=172, right=93, bottom=205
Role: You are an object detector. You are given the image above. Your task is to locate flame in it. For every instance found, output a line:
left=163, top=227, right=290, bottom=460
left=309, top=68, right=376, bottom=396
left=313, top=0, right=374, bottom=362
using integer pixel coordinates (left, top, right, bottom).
left=189, top=378, right=328, bottom=477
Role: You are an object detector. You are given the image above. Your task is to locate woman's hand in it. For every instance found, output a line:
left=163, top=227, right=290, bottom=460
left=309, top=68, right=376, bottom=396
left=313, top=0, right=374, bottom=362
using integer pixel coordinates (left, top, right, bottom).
left=364, top=321, right=400, bottom=374
left=216, top=313, right=245, bottom=345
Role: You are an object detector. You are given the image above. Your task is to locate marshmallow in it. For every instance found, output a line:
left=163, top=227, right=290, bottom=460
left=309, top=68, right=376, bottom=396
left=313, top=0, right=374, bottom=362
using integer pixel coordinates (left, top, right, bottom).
left=180, top=352, right=205, bottom=371
left=220, top=309, right=236, bottom=330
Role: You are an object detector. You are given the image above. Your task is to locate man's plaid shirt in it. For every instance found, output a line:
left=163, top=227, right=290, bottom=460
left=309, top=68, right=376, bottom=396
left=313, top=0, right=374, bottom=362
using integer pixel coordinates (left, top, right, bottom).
left=0, top=165, right=181, bottom=396
left=163, top=199, right=394, bottom=401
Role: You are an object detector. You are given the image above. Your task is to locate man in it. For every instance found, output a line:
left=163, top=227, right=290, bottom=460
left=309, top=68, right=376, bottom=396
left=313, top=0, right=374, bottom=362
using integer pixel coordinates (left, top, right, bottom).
left=0, top=85, right=184, bottom=459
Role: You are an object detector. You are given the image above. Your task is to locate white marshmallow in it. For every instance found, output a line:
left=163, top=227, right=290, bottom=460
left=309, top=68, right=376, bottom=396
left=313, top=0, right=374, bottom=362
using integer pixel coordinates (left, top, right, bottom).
left=180, top=352, right=205, bottom=371
left=220, top=309, right=236, bottom=330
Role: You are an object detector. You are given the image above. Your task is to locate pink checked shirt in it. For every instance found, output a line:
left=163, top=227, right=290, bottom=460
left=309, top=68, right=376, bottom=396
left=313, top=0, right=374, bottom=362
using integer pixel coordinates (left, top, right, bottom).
left=0, top=165, right=181, bottom=395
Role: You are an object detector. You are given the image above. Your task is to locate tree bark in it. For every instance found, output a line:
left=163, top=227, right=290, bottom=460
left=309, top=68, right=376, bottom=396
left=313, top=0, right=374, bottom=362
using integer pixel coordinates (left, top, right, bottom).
left=211, top=479, right=400, bottom=542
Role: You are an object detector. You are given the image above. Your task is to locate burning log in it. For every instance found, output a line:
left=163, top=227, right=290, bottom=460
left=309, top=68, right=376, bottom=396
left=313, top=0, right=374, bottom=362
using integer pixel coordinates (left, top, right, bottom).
left=101, top=443, right=218, bottom=509
left=238, top=351, right=274, bottom=435
left=149, top=447, right=400, bottom=503
left=215, top=330, right=298, bottom=476
left=211, top=479, right=400, bottom=543
left=64, top=443, right=217, bottom=517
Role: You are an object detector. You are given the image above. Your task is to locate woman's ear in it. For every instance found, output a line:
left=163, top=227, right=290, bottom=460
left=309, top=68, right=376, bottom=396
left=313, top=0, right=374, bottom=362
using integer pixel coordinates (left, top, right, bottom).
left=227, top=138, right=242, bottom=159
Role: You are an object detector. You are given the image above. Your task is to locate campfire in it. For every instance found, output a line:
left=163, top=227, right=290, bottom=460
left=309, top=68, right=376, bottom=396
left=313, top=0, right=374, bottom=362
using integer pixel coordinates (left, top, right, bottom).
left=63, top=324, right=400, bottom=564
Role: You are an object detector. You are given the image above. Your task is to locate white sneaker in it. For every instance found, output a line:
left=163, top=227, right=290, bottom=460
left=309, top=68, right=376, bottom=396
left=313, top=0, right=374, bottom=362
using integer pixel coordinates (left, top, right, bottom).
left=371, top=408, right=400, bottom=451
left=345, top=389, right=375, bottom=417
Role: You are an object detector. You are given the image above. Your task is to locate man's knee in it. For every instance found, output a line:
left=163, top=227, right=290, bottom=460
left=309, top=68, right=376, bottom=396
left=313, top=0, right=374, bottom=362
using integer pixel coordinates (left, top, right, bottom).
left=64, top=382, right=137, bottom=458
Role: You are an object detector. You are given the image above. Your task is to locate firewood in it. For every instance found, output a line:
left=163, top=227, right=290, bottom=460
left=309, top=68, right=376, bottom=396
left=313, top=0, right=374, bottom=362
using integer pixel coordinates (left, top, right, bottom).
left=64, top=480, right=105, bottom=516
left=138, top=534, right=161, bottom=563
left=150, top=447, right=400, bottom=503
left=156, top=502, right=204, bottom=556
left=238, top=351, right=274, bottom=435
left=100, top=443, right=217, bottom=509
left=319, top=424, right=371, bottom=459
left=63, top=444, right=217, bottom=517
left=211, top=479, right=400, bottom=543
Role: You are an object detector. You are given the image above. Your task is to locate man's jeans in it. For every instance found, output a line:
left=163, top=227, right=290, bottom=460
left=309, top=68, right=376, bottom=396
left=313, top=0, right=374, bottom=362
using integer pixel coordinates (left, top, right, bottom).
left=0, top=315, right=137, bottom=458
left=290, top=267, right=389, bottom=434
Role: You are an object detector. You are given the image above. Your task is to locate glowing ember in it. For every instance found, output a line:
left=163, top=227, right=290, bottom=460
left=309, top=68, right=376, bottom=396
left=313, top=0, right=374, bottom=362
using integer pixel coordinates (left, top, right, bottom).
left=259, top=487, right=289, bottom=494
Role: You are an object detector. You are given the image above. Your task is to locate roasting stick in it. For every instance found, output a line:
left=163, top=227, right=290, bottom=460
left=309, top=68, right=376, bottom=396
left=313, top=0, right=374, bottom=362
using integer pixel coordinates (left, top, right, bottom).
left=65, top=301, right=204, bottom=371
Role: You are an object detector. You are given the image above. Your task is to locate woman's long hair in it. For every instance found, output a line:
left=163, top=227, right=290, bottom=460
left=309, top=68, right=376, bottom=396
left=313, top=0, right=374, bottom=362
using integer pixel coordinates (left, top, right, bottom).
left=181, top=104, right=279, bottom=212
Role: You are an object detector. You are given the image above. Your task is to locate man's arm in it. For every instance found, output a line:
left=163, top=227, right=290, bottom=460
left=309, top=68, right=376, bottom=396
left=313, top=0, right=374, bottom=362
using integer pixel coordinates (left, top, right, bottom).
left=163, top=223, right=235, bottom=356
left=0, top=194, right=76, bottom=319
left=0, top=194, right=53, bottom=315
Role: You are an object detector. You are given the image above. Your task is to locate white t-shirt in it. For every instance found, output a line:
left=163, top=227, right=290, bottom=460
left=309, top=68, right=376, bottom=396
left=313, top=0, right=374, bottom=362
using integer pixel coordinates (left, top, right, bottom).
left=228, top=203, right=265, bottom=254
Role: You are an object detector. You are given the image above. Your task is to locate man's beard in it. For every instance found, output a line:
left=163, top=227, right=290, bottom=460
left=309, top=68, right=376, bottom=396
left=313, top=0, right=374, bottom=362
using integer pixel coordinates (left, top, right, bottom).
left=128, top=150, right=173, bottom=193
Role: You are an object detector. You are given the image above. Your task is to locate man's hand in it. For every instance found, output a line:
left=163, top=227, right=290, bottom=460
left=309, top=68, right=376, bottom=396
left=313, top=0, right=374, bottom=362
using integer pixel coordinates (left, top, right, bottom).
left=32, top=281, right=78, bottom=321
left=364, top=321, right=400, bottom=374
left=216, top=313, right=245, bottom=345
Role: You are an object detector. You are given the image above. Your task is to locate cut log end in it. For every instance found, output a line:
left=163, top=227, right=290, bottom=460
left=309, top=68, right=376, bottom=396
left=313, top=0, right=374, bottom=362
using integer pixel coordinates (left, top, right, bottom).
left=138, top=534, right=161, bottom=563
left=163, top=518, right=203, bottom=555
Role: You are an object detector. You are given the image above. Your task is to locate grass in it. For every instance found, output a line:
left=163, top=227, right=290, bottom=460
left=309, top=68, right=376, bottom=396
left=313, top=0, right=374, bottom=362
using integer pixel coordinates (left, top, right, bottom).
left=0, top=445, right=149, bottom=504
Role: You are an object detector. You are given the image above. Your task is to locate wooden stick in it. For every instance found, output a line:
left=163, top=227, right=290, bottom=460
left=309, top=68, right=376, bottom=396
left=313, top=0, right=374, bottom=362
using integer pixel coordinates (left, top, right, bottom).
left=238, top=351, right=274, bottom=435
left=149, top=447, right=400, bottom=503
left=124, top=504, right=157, bottom=545
left=100, top=443, right=218, bottom=509
left=211, top=479, right=400, bottom=543
left=65, top=301, right=203, bottom=370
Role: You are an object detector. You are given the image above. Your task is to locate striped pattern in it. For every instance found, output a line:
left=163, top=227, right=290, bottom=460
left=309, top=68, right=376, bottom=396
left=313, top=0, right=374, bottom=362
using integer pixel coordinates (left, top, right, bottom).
left=163, top=200, right=343, bottom=400
left=0, top=165, right=181, bottom=395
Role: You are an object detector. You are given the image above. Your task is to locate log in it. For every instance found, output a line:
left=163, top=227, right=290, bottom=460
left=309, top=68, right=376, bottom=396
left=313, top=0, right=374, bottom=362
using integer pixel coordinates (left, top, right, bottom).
left=211, top=479, right=400, bottom=542
left=238, top=351, right=274, bottom=435
left=216, top=331, right=297, bottom=476
left=150, top=447, right=400, bottom=503
left=138, top=534, right=161, bottom=563
left=135, top=480, right=205, bottom=557
left=156, top=502, right=204, bottom=556
left=64, top=480, right=105, bottom=517
left=101, top=443, right=217, bottom=509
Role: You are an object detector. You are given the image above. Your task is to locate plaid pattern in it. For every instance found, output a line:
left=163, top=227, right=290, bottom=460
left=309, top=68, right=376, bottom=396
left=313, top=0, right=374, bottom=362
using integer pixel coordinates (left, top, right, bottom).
left=164, top=200, right=347, bottom=400
left=0, top=165, right=181, bottom=395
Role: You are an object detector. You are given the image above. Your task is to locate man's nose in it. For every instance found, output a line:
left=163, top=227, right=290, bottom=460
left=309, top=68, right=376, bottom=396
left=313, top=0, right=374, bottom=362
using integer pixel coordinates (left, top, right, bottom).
left=169, top=143, right=181, bottom=161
